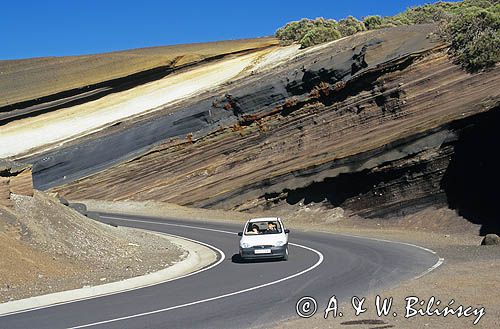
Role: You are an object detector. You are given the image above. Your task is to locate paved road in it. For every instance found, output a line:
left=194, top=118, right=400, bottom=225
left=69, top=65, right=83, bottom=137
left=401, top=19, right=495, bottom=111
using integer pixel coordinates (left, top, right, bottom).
left=0, top=213, right=439, bottom=329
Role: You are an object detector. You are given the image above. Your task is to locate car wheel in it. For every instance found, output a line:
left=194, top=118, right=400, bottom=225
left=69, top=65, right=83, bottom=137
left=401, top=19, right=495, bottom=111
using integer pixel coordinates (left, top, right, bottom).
left=282, top=247, right=289, bottom=261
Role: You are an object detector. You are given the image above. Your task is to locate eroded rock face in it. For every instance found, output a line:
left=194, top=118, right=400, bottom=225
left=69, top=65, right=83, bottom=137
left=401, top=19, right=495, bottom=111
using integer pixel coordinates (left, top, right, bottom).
left=0, top=176, right=10, bottom=208
left=30, top=25, right=441, bottom=190
left=26, top=25, right=498, bottom=233
left=252, top=106, right=500, bottom=234
left=0, top=160, right=34, bottom=207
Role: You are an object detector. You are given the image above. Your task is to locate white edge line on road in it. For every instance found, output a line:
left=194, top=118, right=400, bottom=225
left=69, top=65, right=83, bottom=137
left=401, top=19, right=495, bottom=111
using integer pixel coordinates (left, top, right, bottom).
left=0, top=228, right=226, bottom=318
left=110, top=216, right=444, bottom=282
left=101, top=215, right=238, bottom=235
left=332, top=232, right=444, bottom=281
left=68, top=216, right=325, bottom=329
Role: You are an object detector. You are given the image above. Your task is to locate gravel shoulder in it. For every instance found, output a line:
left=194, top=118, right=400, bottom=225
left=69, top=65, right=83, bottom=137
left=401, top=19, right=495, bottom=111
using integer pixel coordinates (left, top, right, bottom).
left=81, top=199, right=499, bottom=329
left=0, top=192, right=186, bottom=303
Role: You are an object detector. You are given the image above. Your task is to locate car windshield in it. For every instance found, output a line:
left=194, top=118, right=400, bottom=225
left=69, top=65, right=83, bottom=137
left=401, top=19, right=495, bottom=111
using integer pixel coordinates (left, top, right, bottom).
left=245, top=220, right=282, bottom=235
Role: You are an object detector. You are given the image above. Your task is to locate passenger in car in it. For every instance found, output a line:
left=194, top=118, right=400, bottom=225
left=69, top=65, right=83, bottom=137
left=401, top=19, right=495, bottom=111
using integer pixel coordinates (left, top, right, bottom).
left=247, top=224, right=260, bottom=234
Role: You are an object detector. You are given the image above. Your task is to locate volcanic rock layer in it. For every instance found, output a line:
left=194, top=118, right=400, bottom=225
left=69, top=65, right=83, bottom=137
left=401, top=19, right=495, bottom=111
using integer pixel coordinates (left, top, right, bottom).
left=0, top=160, right=34, bottom=208
left=5, top=25, right=498, bottom=232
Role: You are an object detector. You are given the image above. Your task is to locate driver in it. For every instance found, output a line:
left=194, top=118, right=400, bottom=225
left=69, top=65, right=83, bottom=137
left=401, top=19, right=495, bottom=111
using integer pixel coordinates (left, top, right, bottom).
left=266, top=221, right=278, bottom=233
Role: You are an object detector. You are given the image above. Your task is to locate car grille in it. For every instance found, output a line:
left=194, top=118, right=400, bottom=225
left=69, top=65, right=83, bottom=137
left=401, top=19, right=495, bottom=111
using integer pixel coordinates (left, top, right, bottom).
left=253, top=245, right=273, bottom=249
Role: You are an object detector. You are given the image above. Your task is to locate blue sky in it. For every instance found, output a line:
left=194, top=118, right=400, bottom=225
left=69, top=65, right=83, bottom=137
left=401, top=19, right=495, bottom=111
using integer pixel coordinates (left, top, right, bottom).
left=2, top=0, right=455, bottom=60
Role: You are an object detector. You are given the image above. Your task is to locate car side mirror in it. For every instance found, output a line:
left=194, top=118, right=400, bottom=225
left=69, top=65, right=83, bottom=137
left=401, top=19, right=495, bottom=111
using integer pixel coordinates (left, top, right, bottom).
left=285, top=229, right=290, bottom=234
left=237, top=232, right=243, bottom=236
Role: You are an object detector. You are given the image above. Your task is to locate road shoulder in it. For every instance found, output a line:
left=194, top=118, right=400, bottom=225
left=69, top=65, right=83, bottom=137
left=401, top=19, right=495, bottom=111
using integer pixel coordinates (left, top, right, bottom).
left=0, top=227, right=218, bottom=317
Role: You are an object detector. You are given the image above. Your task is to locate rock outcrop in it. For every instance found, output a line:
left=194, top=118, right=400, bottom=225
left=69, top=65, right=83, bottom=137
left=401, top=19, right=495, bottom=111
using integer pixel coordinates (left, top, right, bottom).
left=481, top=234, right=500, bottom=246
left=30, top=25, right=443, bottom=190
left=0, top=160, right=34, bottom=207
left=4, top=25, right=498, bottom=233
left=0, top=37, right=277, bottom=110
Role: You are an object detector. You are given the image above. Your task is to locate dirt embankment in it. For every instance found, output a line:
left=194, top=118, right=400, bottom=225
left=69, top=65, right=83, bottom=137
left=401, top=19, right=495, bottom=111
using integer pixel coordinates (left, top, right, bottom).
left=0, top=191, right=184, bottom=303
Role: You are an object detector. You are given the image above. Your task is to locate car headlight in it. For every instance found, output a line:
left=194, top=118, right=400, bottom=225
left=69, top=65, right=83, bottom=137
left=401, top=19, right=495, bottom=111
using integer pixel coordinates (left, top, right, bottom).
left=240, top=242, right=251, bottom=248
left=274, top=241, right=286, bottom=247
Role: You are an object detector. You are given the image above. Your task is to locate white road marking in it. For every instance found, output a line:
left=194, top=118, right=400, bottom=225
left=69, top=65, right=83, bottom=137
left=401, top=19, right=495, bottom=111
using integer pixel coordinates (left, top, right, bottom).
left=413, top=257, right=444, bottom=280
left=68, top=215, right=324, bottom=329
left=3, top=214, right=443, bottom=328
left=128, top=215, right=444, bottom=283
left=332, top=232, right=444, bottom=280
left=106, top=217, right=444, bottom=281
left=101, top=215, right=238, bottom=235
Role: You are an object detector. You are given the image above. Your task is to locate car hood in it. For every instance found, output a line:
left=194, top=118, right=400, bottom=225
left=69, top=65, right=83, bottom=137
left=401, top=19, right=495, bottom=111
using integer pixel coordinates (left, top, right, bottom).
left=240, top=233, right=286, bottom=246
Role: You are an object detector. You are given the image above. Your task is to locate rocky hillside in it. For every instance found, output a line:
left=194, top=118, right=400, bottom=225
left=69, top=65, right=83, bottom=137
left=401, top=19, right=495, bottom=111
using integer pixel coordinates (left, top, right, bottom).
left=45, top=24, right=498, bottom=233
left=2, top=24, right=498, bottom=234
left=0, top=38, right=277, bottom=113
left=0, top=160, right=183, bottom=302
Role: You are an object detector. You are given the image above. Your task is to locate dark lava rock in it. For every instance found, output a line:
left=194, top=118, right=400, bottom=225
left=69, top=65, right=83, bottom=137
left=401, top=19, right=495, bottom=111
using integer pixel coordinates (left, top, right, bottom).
left=58, top=196, right=69, bottom=206
left=68, top=203, right=87, bottom=216
left=481, top=234, right=500, bottom=246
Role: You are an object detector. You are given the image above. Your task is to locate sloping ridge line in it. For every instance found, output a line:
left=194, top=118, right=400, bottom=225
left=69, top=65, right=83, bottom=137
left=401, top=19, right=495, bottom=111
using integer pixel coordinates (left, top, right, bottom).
left=0, top=44, right=277, bottom=124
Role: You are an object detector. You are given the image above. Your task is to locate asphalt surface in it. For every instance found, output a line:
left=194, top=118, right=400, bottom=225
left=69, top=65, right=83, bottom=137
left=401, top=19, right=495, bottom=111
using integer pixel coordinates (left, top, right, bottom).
left=0, top=213, right=439, bottom=329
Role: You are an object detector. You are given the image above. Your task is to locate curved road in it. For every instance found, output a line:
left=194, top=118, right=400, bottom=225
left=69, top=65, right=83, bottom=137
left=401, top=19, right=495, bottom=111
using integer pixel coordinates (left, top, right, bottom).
left=0, top=213, right=440, bottom=329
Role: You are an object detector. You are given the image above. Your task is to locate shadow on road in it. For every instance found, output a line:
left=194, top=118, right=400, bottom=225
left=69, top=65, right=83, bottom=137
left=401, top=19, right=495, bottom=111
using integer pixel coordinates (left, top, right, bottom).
left=231, top=254, right=283, bottom=264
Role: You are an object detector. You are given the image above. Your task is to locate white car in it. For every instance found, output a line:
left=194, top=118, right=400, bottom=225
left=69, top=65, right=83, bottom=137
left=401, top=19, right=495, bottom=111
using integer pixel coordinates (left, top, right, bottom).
left=238, top=217, right=290, bottom=261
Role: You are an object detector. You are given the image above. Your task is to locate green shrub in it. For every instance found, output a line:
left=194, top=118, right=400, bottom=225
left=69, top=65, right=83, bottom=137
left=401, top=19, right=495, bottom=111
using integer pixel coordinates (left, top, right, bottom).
left=275, top=0, right=500, bottom=70
left=386, top=3, right=451, bottom=26
left=338, top=16, right=366, bottom=36
left=275, top=18, right=314, bottom=45
left=312, top=17, right=339, bottom=30
left=275, top=18, right=337, bottom=45
left=299, top=27, right=342, bottom=48
left=363, top=15, right=383, bottom=30
left=447, top=6, right=500, bottom=71
left=461, top=0, right=495, bottom=9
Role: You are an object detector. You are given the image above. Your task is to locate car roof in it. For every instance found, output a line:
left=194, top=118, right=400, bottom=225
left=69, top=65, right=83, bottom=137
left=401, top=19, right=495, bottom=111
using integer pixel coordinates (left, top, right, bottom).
left=248, top=217, right=280, bottom=223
